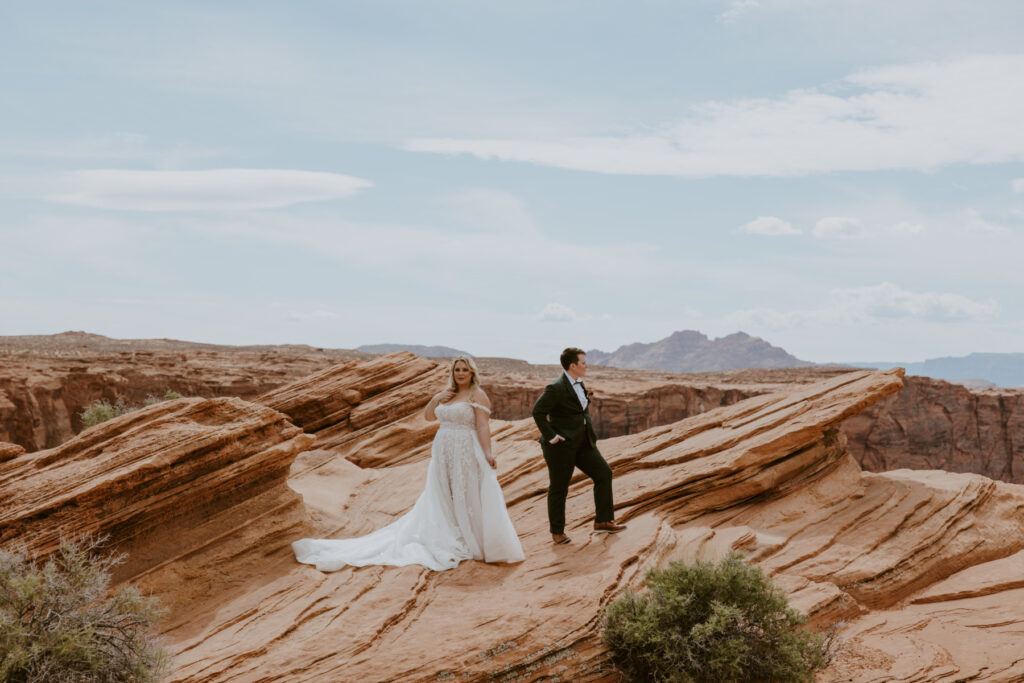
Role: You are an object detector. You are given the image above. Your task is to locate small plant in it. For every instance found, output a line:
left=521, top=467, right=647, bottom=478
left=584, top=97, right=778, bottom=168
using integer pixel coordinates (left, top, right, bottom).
left=82, top=390, right=184, bottom=426
left=603, top=552, right=834, bottom=682
left=79, top=398, right=132, bottom=427
left=0, top=535, right=170, bottom=682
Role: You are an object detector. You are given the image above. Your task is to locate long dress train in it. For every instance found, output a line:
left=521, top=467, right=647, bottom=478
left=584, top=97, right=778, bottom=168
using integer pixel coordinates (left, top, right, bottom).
left=292, top=401, right=525, bottom=571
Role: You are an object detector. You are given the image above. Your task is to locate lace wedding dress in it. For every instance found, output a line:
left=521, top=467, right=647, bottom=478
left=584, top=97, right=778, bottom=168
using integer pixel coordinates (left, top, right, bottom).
left=292, top=401, right=525, bottom=571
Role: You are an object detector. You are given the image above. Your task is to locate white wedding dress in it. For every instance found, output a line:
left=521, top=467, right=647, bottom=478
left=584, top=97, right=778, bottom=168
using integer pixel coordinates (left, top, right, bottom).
left=292, top=401, right=525, bottom=571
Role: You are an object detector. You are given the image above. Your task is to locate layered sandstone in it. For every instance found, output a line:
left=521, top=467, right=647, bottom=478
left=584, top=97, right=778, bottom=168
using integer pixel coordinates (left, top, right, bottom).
left=0, top=442, right=24, bottom=461
left=142, top=364, right=1024, bottom=681
left=8, top=332, right=1024, bottom=490
left=0, top=396, right=314, bottom=581
left=6, top=353, right=1024, bottom=680
left=845, top=374, right=1024, bottom=484
left=0, top=331, right=366, bottom=451
left=146, top=366, right=1024, bottom=679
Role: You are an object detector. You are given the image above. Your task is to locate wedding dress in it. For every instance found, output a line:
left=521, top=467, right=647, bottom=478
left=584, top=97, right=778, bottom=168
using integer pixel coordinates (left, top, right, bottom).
left=292, top=401, right=525, bottom=571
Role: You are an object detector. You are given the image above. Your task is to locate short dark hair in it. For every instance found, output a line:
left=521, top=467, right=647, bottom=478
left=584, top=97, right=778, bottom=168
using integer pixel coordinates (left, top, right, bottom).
left=560, top=347, right=585, bottom=370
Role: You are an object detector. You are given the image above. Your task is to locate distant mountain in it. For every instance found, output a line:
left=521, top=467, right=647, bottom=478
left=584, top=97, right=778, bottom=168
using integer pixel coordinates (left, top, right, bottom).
left=357, top=343, right=471, bottom=358
left=587, top=330, right=813, bottom=373
left=846, top=353, right=1024, bottom=388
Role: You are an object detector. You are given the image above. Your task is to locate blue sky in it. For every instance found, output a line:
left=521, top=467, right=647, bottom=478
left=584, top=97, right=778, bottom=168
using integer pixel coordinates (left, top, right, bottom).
left=2, top=0, right=1023, bottom=363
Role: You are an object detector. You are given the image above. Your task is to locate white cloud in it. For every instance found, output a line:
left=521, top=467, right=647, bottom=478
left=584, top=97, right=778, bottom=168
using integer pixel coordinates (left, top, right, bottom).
left=406, top=54, right=1024, bottom=177
left=171, top=196, right=665, bottom=283
left=832, top=283, right=999, bottom=321
left=1012, top=178, right=1024, bottom=193
left=717, top=0, right=761, bottom=23
left=46, top=169, right=372, bottom=211
left=813, top=216, right=863, bottom=239
left=442, top=188, right=540, bottom=234
left=540, top=303, right=577, bottom=322
left=963, top=208, right=1010, bottom=235
left=740, top=215, right=799, bottom=235
left=732, top=283, right=999, bottom=330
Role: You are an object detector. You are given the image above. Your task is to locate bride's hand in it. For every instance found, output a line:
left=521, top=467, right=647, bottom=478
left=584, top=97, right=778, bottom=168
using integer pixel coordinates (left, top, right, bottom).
left=485, top=454, right=496, bottom=469
left=437, top=389, right=456, bottom=403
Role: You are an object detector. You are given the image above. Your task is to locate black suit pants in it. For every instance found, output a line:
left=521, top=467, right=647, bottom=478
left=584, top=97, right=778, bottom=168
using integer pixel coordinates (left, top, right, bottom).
left=542, top=439, right=614, bottom=534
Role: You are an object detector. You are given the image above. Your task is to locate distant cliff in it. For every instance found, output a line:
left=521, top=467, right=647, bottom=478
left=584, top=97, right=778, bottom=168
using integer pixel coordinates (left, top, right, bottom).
left=588, top=330, right=813, bottom=372
left=848, top=352, right=1024, bottom=388
left=843, top=375, right=1024, bottom=482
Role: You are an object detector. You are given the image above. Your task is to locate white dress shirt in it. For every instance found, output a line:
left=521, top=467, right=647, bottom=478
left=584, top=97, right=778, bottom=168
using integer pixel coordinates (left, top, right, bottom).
left=564, top=371, right=588, bottom=410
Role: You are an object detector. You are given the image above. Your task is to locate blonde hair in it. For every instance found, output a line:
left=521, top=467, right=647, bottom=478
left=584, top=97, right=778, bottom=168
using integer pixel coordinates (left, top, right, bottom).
left=447, top=355, right=481, bottom=399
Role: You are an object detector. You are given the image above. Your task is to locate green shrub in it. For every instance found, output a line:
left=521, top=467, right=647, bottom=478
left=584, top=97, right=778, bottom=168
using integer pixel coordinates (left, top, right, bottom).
left=0, top=535, right=170, bottom=683
left=81, top=390, right=184, bottom=427
left=603, top=552, right=834, bottom=682
left=79, top=398, right=131, bottom=427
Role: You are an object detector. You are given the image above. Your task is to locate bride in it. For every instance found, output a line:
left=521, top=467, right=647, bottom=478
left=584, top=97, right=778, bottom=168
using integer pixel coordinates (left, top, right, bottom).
left=292, top=355, right=525, bottom=571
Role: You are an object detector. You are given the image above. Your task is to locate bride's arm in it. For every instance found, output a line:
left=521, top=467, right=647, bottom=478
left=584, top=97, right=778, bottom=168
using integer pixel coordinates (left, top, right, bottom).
left=472, top=390, right=496, bottom=469
left=424, top=388, right=455, bottom=421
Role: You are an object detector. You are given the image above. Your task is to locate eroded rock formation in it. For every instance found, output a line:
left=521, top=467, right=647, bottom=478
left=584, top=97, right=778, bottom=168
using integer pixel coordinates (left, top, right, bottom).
left=6, top=353, right=1024, bottom=680
left=0, top=331, right=366, bottom=451
left=9, top=334, right=1024, bottom=490
left=0, top=397, right=314, bottom=582
left=845, top=374, right=1024, bottom=484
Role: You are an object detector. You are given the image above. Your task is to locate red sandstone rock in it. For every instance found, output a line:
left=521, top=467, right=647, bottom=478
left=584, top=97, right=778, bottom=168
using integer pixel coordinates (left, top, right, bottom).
left=845, top=374, right=1024, bottom=483
left=0, top=441, right=24, bottom=461
left=0, top=332, right=367, bottom=451
left=8, top=353, right=1024, bottom=680
left=13, top=334, right=1024, bottom=492
left=149, top=368, right=917, bottom=681
left=0, top=397, right=314, bottom=581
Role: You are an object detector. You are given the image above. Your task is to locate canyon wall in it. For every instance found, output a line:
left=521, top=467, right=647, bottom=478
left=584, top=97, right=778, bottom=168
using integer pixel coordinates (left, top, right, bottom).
left=6, top=334, right=1024, bottom=486
left=843, top=375, right=1024, bottom=483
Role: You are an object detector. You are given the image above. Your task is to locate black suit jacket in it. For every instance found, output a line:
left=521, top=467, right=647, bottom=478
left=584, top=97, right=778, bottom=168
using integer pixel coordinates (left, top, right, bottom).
left=532, top=374, right=597, bottom=451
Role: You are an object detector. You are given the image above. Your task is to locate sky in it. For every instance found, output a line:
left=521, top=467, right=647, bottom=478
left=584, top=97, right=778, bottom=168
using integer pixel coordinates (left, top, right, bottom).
left=2, top=0, right=1023, bottom=364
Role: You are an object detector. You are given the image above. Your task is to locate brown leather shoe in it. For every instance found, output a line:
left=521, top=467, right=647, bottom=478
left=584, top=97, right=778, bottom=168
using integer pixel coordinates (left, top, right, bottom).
left=593, top=521, right=627, bottom=534
left=552, top=533, right=571, bottom=545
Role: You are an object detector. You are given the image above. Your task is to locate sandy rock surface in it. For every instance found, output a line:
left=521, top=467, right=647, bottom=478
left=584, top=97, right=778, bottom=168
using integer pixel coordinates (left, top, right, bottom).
left=6, top=350, right=1024, bottom=680
left=0, top=396, right=314, bottom=582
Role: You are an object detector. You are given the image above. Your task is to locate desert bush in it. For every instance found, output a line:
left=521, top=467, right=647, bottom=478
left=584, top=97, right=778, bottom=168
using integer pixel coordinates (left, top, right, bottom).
left=603, top=552, right=834, bottom=682
left=82, top=390, right=184, bottom=426
left=0, top=535, right=170, bottom=683
left=80, top=398, right=132, bottom=427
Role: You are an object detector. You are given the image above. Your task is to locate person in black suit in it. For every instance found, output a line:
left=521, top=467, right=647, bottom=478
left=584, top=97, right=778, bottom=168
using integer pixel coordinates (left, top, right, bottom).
left=532, top=347, right=627, bottom=544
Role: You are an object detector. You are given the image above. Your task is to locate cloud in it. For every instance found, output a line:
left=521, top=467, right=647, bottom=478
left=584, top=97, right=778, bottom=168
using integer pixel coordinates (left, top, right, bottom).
left=833, top=283, right=999, bottom=321
left=813, top=216, right=863, bottom=239
left=963, top=208, right=1010, bottom=235
left=1012, top=178, right=1024, bottom=193
left=540, top=303, right=577, bottom=322
left=732, top=282, right=999, bottom=329
left=740, top=215, right=799, bottom=235
left=717, top=0, right=761, bottom=23
left=406, top=54, right=1024, bottom=177
left=442, top=188, right=540, bottom=234
left=46, top=169, right=372, bottom=211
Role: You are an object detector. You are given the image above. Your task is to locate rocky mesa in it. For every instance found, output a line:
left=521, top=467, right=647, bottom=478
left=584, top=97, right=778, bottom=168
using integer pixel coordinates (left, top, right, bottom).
left=5, top=353, right=1024, bottom=680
